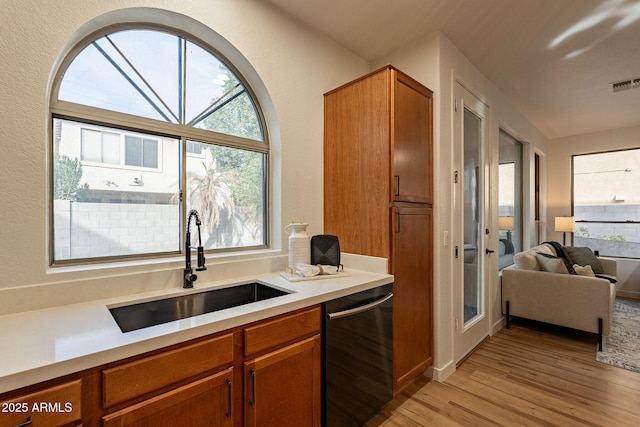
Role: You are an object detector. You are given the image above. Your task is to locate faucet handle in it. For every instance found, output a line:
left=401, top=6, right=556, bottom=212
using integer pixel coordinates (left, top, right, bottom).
left=196, top=246, right=207, bottom=271
left=184, top=271, right=197, bottom=288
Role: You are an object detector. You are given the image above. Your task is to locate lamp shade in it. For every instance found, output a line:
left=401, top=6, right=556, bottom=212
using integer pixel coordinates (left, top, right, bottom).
left=555, top=216, right=574, bottom=233
left=498, top=216, right=514, bottom=231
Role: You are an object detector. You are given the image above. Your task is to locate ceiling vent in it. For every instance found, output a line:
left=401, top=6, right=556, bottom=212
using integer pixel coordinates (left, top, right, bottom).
left=610, top=77, right=640, bottom=93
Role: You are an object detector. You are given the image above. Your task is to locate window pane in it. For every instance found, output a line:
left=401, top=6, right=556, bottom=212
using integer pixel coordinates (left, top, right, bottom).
left=81, top=129, right=102, bottom=162
left=53, top=118, right=180, bottom=261
left=125, top=136, right=142, bottom=167
left=108, top=30, right=181, bottom=120
left=59, top=37, right=172, bottom=121
left=59, top=29, right=265, bottom=141
left=498, top=130, right=523, bottom=268
left=574, top=149, right=640, bottom=258
left=185, top=40, right=231, bottom=125
left=186, top=141, right=202, bottom=155
left=197, top=92, right=264, bottom=141
left=102, top=132, right=121, bottom=165
left=186, top=142, right=265, bottom=250
left=143, top=138, right=159, bottom=169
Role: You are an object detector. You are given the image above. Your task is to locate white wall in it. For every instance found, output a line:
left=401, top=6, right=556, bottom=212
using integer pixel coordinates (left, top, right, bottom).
left=0, top=1, right=369, bottom=312
left=375, top=32, right=549, bottom=381
left=548, top=124, right=640, bottom=299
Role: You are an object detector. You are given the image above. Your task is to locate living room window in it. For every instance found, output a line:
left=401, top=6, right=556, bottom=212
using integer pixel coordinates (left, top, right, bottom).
left=573, top=148, right=640, bottom=258
left=50, top=26, right=268, bottom=264
left=498, top=130, right=523, bottom=268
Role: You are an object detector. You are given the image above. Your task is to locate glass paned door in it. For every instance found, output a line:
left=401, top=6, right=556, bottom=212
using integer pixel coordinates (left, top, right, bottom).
left=453, top=83, right=490, bottom=363
left=463, top=108, right=482, bottom=325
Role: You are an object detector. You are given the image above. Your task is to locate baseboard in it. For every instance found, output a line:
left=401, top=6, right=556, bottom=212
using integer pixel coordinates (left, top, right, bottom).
left=492, top=317, right=504, bottom=334
left=617, top=290, right=640, bottom=300
left=425, top=359, right=455, bottom=382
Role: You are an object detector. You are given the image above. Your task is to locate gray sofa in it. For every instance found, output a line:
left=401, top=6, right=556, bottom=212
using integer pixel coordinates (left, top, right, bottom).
left=501, top=243, right=618, bottom=350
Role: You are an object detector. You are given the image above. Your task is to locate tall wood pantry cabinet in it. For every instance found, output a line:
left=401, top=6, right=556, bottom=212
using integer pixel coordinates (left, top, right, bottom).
left=324, top=65, right=433, bottom=392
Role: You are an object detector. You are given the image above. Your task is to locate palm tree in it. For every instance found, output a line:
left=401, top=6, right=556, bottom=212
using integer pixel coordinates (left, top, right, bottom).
left=187, top=160, right=236, bottom=247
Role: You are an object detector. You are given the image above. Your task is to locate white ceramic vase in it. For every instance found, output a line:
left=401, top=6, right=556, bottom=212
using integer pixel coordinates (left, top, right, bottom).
left=285, top=222, right=310, bottom=269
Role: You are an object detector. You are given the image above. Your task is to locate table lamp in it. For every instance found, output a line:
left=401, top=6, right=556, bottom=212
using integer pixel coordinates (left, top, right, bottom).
left=555, top=216, right=574, bottom=245
left=498, top=216, right=514, bottom=242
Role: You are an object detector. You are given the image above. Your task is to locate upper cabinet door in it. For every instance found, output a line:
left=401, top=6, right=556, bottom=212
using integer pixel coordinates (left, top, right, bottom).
left=391, top=70, right=433, bottom=204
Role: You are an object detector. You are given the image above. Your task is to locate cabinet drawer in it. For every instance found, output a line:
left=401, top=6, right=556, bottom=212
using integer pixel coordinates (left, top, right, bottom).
left=102, top=368, right=233, bottom=427
left=0, top=379, right=81, bottom=427
left=103, top=333, right=233, bottom=408
left=244, top=306, right=321, bottom=357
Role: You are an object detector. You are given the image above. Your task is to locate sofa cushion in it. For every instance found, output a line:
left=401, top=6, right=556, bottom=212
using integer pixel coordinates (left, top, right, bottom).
left=573, top=264, right=595, bottom=277
left=534, top=244, right=555, bottom=256
left=562, top=246, right=604, bottom=274
left=536, top=252, right=569, bottom=274
left=513, top=250, right=539, bottom=270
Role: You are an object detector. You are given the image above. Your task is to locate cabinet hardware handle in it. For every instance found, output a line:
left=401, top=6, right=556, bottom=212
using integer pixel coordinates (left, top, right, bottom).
left=394, top=175, right=400, bottom=196
left=249, top=370, right=256, bottom=407
left=13, top=417, right=32, bottom=427
left=455, top=245, right=459, bottom=258
left=486, top=248, right=495, bottom=254
left=395, top=212, right=400, bottom=233
left=225, top=379, right=232, bottom=418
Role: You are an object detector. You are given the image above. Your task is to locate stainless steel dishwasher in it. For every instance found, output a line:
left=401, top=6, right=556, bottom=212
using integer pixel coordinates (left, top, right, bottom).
left=323, top=283, right=393, bottom=426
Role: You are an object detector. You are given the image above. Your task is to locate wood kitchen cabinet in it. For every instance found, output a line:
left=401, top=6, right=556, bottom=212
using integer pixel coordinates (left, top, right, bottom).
left=243, top=306, right=321, bottom=427
left=0, top=306, right=322, bottom=427
left=244, top=337, right=321, bottom=427
left=392, top=207, right=433, bottom=389
left=102, top=368, right=233, bottom=427
left=324, top=65, right=434, bottom=392
left=101, top=334, right=235, bottom=426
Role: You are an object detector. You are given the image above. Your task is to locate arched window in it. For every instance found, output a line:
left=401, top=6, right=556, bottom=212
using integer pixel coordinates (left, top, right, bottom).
left=51, top=27, right=268, bottom=264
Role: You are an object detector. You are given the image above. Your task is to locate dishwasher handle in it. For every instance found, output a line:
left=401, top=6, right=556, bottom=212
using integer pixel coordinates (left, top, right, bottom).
left=326, top=293, right=393, bottom=320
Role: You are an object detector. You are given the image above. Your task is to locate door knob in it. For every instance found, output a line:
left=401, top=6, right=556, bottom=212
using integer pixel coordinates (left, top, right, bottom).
left=486, top=248, right=495, bottom=254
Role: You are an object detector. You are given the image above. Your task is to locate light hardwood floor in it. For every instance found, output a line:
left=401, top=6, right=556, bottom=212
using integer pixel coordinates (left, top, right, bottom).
left=366, top=320, right=640, bottom=426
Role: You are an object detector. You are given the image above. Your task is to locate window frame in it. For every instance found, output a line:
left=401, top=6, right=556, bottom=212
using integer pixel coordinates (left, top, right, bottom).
left=497, top=129, right=524, bottom=269
left=572, top=147, right=640, bottom=259
left=49, top=24, right=270, bottom=266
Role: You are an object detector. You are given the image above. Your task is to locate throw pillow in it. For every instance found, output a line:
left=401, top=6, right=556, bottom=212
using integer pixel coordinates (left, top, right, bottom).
left=514, top=250, right=539, bottom=270
left=573, top=264, right=595, bottom=277
left=562, top=246, right=604, bottom=274
left=536, top=252, right=569, bottom=274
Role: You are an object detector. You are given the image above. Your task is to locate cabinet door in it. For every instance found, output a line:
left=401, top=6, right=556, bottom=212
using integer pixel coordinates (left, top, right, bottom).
left=391, top=70, right=433, bottom=204
left=324, top=69, right=391, bottom=258
left=102, top=368, right=234, bottom=427
left=391, top=207, right=433, bottom=391
left=244, top=336, right=321, bottom=427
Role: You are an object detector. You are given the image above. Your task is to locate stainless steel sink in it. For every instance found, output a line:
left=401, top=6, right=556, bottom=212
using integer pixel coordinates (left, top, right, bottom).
left=109, top=282, right=290, bottom=332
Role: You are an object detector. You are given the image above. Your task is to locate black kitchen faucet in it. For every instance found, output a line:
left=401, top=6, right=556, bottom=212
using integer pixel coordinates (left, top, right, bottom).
left=184, top=209, right=207, bottom=288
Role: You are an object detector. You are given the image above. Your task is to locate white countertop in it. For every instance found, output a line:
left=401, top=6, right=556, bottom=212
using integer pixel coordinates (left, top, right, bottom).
left=0, top=269, right=392, bottom=394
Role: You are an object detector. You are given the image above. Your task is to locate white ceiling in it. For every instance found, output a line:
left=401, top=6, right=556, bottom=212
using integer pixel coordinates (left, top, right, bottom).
left=263, top=0, right=640, bottom=139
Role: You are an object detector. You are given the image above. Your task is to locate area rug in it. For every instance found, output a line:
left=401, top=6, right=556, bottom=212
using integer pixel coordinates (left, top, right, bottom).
left=596, top=299, right=640, bottom=373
